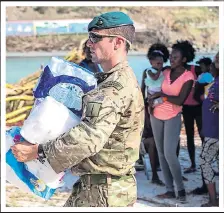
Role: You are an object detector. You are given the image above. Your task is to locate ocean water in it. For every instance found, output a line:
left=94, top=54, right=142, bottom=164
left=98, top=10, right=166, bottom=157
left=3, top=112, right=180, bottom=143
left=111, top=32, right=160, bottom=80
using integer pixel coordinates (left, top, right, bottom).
left=6, top=53, right=215, bottom=86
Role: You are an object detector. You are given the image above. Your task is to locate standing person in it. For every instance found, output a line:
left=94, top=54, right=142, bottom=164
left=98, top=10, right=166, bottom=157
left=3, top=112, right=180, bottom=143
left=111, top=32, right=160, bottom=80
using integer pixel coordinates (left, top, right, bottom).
left=79, top=39, right=103, bottom=73
left=196, top=57, right=212, bottom=77
left=193, top=57, right=213, bottom=103
left=148, top=40, right=195, bottom=201
left=199, top=53, right=219, bottom=207
left=141, top=43, right=169, bottom=186
left=11, top=11, right=145, bottom=207
left=182, top=55, right=205, bottom=174
left=187, top=57, right=214, bottom=195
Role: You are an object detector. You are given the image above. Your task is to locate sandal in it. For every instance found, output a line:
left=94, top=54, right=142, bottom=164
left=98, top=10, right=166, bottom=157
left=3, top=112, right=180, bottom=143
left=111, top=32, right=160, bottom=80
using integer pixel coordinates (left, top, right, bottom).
left=201, top=201, right=218, bottom=207
left=176, top=189, right=186, bottom=202
left=151, top=178, right=165, bottom=186
left=191, top=186, right=208, bottom=195
left=214, top=171, right=219, bottom=176
left=183, top=167, right=196, bottom=174
left=156, top=191, right=175, bottom=199
left=182, top=176, right=188, bottom=181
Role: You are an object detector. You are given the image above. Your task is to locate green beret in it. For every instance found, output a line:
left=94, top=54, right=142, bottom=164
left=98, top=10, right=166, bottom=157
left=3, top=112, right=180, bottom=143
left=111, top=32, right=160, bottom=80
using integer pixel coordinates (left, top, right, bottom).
left=88, top=11, right=134, bottom=31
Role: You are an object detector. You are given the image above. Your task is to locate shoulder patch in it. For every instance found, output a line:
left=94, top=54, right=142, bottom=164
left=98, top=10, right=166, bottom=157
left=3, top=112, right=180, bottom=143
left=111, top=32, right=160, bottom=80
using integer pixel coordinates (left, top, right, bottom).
left=100, top=81, right=124, bottom=91
left=86, top=102, right=102, bottom=117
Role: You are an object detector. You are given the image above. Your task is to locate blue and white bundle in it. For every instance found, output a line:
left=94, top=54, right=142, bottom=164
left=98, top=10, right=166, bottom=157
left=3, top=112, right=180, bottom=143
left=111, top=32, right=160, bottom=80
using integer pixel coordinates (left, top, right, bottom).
left=6, top=57, right=96, bottom=199
left=6, top=127, right=65, bottom=200
left=33, top=57, right=97, bottom=117
left=20, top=57, right=97, bottom=143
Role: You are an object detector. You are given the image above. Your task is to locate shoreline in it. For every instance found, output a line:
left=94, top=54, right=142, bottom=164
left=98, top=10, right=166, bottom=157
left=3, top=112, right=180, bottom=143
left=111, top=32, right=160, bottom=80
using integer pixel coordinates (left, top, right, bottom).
left=6, top=51, right=216, bottom=58
left=6, top=51, right=146, bottom=57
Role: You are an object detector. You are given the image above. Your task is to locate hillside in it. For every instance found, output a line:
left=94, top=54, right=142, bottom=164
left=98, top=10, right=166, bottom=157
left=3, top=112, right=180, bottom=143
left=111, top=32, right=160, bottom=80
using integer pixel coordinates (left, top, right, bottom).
left=6, top=6, right=219, bottom=53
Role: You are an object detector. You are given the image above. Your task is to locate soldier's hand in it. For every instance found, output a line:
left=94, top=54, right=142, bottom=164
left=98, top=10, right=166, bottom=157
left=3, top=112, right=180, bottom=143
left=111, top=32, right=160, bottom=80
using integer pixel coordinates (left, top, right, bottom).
left=11, top=141, right=39, bottom=162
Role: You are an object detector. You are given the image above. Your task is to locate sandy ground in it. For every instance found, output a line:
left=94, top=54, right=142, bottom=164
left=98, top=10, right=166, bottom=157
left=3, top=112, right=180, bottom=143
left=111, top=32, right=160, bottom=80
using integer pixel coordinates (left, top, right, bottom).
left=4, top=132, right=219, bottom=208
left=135, top=134, right=219, bottom=207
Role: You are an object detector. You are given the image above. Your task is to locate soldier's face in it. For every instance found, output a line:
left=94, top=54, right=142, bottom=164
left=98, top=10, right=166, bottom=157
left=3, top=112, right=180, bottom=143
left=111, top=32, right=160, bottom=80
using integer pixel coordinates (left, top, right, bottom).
left=87, top=30, right=116, bottom=64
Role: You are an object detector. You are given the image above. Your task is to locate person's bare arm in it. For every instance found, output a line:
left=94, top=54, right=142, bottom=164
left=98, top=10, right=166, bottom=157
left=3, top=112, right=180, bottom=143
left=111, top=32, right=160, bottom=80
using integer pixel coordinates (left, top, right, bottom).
left=193, top=82, right=207, bottom=104
left=141, top=69, right=147, bottom=100
left=148, top=69, right=161, bottom=81
left=163, top=80, right=194, bottom=105
left=149, top=80, right=194, bottom=106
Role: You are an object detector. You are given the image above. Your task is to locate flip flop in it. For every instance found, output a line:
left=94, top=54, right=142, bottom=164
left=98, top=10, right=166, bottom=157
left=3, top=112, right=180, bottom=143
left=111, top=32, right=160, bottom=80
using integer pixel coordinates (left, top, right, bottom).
left=191, top=186, right=208, bottom=195
left=201, top=201, right=219, bottom=207
left=151, top=179, right=165, bottom=186
left=183, top=167, right=196, bottom=174
left=182, top=176, right=188, bottom=181
left=156, top=191, right=176, bottom=199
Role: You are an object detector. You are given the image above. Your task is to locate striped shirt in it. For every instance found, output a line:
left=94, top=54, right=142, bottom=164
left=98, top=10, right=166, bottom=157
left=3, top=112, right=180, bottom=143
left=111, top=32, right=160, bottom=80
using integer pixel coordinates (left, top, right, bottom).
left=153, top=69, right=194, bottom=120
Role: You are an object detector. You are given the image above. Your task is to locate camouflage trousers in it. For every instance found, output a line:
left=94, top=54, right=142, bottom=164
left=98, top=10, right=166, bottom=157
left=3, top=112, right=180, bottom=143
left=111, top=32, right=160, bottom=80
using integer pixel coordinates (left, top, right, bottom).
left=64, top=174, right=137, bottom=207
left=199, top=137, right=219, bottom=184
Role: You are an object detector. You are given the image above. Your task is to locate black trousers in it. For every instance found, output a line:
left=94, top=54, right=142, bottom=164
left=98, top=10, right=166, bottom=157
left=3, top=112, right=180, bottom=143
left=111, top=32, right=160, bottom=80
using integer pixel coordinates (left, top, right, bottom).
left=182, top=104, right=204, bottom=167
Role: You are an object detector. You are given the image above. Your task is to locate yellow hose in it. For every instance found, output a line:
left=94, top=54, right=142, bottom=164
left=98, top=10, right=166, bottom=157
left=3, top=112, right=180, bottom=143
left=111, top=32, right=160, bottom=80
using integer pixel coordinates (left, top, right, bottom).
left=6, top=83, right=14, bottom=89
left=6, top=95, right=34, bottom=102
left=15, top=84, right=35, bottom=90
left=6, top=106, right=33, bottom=119
left=6, top=113, right=27, bottom=124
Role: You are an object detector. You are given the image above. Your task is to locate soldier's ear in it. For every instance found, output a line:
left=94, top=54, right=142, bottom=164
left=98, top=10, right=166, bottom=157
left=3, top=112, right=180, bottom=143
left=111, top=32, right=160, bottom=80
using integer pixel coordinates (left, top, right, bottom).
left=114, top=38, right=119, bottom=50
left=114, top=37, right=124, bottom=50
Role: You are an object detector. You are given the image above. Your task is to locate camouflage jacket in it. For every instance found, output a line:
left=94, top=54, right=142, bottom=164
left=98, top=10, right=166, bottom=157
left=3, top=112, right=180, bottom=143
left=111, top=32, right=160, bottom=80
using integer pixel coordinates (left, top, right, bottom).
left=43, top=61, right=145, bottom=176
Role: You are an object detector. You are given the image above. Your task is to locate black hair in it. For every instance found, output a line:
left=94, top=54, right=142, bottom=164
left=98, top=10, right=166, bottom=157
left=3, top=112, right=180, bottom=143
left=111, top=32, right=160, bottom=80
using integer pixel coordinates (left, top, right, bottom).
left=210, top=62, right=216, bottom=68
left=196, top=57, right=212, bottom=66
left=82, top=40, right=88, bottom=54
left=147, top=43, right=169, bottom=63
left=172, top=40, right=195, bottom=63
left=210, top=62, right=219, bottom=77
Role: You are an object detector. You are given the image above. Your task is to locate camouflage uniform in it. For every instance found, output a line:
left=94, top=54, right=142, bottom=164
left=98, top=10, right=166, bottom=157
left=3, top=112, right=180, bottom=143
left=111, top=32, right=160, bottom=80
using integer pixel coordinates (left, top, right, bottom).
left=42, top=61, right=145, bottom=207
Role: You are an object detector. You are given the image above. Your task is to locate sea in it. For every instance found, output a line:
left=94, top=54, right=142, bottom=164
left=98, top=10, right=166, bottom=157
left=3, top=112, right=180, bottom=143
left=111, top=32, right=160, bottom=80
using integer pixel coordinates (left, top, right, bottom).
left=6, top=52, right=216, bottom=86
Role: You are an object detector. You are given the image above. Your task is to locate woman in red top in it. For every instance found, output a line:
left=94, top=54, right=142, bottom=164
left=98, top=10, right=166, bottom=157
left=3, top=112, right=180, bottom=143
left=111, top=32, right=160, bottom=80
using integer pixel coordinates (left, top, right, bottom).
left=148, top=40, right=195, bottom=202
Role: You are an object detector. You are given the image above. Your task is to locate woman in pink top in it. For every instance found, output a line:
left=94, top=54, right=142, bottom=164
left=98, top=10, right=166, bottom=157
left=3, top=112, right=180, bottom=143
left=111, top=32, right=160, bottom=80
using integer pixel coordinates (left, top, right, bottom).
left=148, top=40, right=194, bottom=202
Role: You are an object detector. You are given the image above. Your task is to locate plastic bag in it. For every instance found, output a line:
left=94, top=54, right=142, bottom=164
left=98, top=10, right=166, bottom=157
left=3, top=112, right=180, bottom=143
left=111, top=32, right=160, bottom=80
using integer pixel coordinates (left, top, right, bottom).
left=6, top=58, right=95, bottom=199
left=33, top=57, right=97, bottom=117
left=21, top=96, right=80, bottom=144
left=6, top=126, right=65, bottom=200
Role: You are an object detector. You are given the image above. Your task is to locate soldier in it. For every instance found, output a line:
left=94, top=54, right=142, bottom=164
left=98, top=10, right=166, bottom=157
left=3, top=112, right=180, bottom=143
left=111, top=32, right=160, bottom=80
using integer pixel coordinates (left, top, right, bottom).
left=11, top=11, right=145, bottom=207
